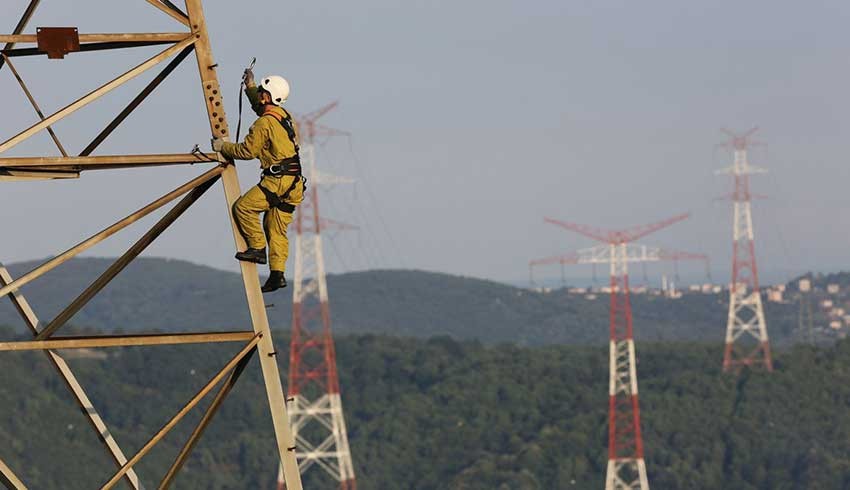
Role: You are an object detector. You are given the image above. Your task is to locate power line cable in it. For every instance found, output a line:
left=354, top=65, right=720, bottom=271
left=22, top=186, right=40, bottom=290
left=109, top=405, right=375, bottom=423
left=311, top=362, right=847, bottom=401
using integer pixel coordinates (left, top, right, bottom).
left=344, top=134, right=408, bottom=269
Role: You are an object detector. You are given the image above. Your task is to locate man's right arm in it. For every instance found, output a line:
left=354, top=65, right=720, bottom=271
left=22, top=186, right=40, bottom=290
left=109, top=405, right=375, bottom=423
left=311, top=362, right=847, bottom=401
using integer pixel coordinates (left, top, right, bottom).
left=220, top=117, right=271, bottom=161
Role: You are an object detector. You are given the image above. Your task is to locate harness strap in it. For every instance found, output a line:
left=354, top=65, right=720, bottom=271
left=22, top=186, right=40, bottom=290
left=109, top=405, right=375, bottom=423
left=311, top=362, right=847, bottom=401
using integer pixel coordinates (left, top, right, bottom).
left=258, top=177, right=302, bottom=213
left=262, top=158, right=301, bottom=177
left=258, top=109, right=304, bottom=212
left=263, top=110, right=300, bottom=153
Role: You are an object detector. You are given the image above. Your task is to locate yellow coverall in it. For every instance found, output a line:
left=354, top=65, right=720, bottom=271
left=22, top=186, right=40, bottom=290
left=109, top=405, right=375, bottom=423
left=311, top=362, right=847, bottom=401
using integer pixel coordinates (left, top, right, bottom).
left=219, top=86, right=304, bottom=272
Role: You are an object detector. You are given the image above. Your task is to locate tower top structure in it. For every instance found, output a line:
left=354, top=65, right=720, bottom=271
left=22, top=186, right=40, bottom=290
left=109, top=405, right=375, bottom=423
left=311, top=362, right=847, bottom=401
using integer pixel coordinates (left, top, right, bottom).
left=715, top=127, right=773, bottom=372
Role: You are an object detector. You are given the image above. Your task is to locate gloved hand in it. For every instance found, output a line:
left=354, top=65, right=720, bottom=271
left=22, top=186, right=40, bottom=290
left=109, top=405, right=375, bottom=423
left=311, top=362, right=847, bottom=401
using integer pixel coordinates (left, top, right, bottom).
left=243, top=68, right=255, bottom=87
left=211, top=137, right=224, bottom=152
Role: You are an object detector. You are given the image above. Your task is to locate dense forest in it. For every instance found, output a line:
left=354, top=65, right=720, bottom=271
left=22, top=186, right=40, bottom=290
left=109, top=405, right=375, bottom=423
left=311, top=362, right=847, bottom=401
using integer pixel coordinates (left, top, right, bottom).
left=2, top=325, right=850, bottom=489
left=0, top=257, right=810, bottom=346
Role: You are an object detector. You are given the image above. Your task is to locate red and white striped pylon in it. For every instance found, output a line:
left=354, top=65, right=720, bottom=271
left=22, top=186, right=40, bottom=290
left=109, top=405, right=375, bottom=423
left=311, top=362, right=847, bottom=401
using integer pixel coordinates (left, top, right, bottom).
left=538, top=213, right=697, bottom=490
left=716, top=128, right=773, bottom=373
left=278, top=103, right=357, bottom=490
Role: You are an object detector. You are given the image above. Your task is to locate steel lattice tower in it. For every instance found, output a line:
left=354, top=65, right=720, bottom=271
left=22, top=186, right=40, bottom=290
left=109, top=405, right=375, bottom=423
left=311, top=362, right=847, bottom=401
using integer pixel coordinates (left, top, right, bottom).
left=0, top=2, right=304, bottom=488
left=798, top=278, right=814, bottom=345
left=538, top=213, right=695, bottom=490
left=716, top=128, right=773, bottom=372
left=278, top=103, right=356, bottom=490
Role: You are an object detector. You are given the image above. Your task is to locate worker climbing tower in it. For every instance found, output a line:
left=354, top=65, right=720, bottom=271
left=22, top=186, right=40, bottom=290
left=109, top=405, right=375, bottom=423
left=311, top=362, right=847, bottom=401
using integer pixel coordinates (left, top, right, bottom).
left=716, top=128, right=773, bottom=372
left=535, top=213, right=697, bottom=490
left=0, top=2, right=302, bottom=488
left=278, top=102, right=357, bottom=490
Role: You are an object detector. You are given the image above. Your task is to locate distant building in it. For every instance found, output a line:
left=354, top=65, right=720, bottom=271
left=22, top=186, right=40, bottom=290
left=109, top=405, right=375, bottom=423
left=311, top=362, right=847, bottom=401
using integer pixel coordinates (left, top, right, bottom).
left=767, top=290, right=784, bottom=303
left=799, top=279, right=812, bottom=293
left=822, top=299, right=834, bottom=309
left=689, top=285, right=701, bottom=292
left=830, top=320, right=842, bottom=330
left=828, top=284, right=840, bottom=294
left=585, top=294, right=598, bottom=300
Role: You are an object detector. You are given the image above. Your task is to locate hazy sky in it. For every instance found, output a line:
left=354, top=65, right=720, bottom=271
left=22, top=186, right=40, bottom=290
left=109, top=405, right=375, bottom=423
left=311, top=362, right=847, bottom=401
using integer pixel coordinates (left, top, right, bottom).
left=1, top=0, right=848, bottom=284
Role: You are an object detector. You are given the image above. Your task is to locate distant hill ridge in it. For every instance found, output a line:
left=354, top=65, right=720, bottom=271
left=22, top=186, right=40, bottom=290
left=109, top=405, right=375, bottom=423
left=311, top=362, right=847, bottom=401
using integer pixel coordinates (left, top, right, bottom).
left=0, top=257, right=808, bottom=345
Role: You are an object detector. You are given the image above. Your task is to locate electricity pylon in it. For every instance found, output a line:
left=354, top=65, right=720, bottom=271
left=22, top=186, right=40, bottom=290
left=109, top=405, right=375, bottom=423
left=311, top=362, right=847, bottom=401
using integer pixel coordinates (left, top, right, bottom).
left=798, top=277, right=814, bottom=345
left=278, top=102, right=357, bottom=490
left=716, top=128, right=773, bottom=372
left=534, top=213, right=699, bottom=490
left=0, top=2, right=303, bottom=488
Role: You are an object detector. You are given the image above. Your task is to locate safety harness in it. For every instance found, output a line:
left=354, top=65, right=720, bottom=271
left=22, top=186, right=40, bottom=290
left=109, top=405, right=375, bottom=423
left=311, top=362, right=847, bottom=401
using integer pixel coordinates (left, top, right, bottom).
left=258, top=109, right=304, bottom=214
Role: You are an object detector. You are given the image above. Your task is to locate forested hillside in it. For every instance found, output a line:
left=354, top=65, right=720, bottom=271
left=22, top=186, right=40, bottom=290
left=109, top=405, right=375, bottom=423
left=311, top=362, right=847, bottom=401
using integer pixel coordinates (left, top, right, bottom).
left=0, top=258, right=804, bottom=346
left=1, top=327, right=849, bottom=489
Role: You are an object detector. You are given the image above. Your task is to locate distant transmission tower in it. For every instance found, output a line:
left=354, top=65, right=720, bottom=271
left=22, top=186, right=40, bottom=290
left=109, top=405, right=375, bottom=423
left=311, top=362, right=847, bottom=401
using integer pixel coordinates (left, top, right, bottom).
left=798, top=278, right=814, bottom=345
left=278, top=102, right=357, bottom=490
left=535, top=213, right=697, bottom=490
left=716, top=128, right=773, bottom=372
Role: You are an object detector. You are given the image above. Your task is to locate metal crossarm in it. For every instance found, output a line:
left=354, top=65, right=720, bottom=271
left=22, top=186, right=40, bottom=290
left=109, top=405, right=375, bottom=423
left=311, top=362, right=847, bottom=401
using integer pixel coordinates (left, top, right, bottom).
left=531, top=214, right=705, bottom=490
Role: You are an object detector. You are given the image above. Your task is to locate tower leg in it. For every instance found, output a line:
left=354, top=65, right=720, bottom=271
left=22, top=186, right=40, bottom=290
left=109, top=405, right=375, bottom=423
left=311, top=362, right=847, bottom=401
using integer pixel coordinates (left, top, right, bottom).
left=606, top=245, right=649, bottom=489
left=183, top=1, right=302, bottom=488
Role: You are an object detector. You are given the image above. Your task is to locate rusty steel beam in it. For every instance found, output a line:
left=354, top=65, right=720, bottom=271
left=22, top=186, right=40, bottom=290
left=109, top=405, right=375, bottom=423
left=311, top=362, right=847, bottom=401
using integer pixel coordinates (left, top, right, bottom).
left=0, top=0, right=40, bottom=72
left=0, top=331, right=256, bottom=352
left=0, top=265, right=142, bottom=489
left=99, top=336, right=262, bottom=490
left=1, top=53, right=67, bottom=156
left=0, top=169, right=78, bottom=182
left=0, top=36, right=195, bottom=155
left=0, top=165, right=224, bottom=300
left=144, top=0, right=191, bottom=26
left=0, top=456, right=27, bottom=490
left=1, top=40, right=176, bottom=58
left=80, top=44, right=195, bottom=156
left=36, top=175, right=221, bottom=340
left=157, top=348, right=257, bottom=489
left=0, top=153, right=219, bottom=169
left=0, top=33, right=188, bottom=43
left=184, top=0, right=303, bottom=487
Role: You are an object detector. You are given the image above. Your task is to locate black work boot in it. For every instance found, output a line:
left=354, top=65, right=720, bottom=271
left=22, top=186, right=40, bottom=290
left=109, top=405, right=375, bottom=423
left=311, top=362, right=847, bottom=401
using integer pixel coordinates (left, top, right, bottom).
left=261, top=270, right=287, bottom=293
left=235, top=248, right=267, bottom=264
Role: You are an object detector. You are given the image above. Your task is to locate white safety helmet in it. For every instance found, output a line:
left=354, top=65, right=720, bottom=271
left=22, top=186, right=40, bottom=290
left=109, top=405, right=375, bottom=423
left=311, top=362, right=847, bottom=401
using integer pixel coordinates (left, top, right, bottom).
left=259, top=75, right=290, bottom=106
